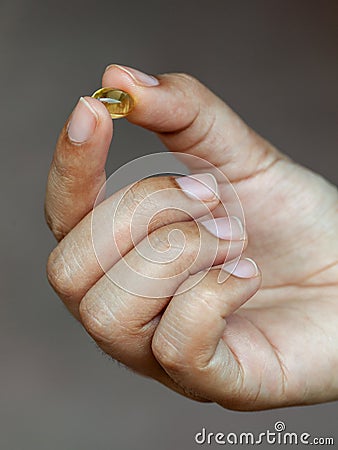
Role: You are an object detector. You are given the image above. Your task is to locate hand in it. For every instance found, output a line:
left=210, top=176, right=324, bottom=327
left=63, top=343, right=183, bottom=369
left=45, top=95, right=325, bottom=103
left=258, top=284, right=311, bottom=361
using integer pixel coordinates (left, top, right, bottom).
left=45, top=65, right=338, bottom=410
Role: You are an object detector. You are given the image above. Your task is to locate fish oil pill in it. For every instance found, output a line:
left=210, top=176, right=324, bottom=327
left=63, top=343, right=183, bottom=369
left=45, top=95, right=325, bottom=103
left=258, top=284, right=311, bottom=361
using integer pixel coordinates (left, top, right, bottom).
left=91, top=88, right=135, bottom=119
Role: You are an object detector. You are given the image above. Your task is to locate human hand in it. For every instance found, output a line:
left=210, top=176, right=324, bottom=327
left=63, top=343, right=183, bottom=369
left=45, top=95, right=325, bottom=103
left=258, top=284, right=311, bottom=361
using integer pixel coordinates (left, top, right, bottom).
left=45, top=65, right=338, bottom=410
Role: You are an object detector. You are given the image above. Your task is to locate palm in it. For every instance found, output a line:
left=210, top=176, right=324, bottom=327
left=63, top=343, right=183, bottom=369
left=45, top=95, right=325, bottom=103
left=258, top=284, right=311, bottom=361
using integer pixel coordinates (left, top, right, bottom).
left=214, top=158, right=338, bottom=408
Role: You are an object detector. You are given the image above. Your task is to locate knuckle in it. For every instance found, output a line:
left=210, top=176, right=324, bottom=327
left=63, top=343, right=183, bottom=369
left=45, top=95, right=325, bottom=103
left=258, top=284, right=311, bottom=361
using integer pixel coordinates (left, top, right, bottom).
left=79, top=289, right=151, bottom=346
left=153, top=328, right=215, bottom=376
left=123, top=177, right=158, bottom=214
left=175, top=73, right=206, bottom=105
left=152, top=330, right=189, bottom=374
left=127, top=179, right=149, bottom=207
left=175, top=72, right=200, bottom=90
left=45, top=174, right=74, bottom=240
left=149, top=222, right=198, bottom=255
left=122, top=176, right=176, bottom=218
left=46, top=246, right=77, bottom=300
left=79, top=293, right=112, bottom=343
left=45, top=212, right=67, bottom=241
left=148, top=226, right=173, bottom=252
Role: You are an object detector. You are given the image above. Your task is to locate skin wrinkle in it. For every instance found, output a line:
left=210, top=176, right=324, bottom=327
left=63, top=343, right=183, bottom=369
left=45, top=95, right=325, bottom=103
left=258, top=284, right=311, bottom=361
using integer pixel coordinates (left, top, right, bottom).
left=139, top=74, right=201, bottom=134
left=249, top=365, right=264, bottom=408
left=219, top=336, right=246, bottom=402
left=47, top=166, right=106, bottom=241
left=159, top=102, right=201, bottom=137
left=260, top=281, right=338, bottom=292
left=154, top=302, right=209, bottom=369
left=82, top=216, right=242, bottom=340
left=101, top=296, right=160, bottom=339
left=117, top=293, right=166, bottom=332
left=47, top=245, right=80, bottom=299
left=281, top=301, right=338, bottom=398
left=193, top=326, right=229, bottom=371
left=161, top=104, right=284, bottom=187
left=154, top=328, right=191, bottom=373
left=230, top=154, right=284, bottom=185
left=163, top=336, right=245, bottom=409
left=232, top=166, right=338, bottom=289
left=156, top=75, right=257, bottom=174
left=52, top=146, right=104, bottom=182
left=152, top=272, right=255, bottom=406
left=157, top=319, right=189, bottom=354
left=113, top=176, right=218, bottom=251
left=296, top=303, right=332, bottom=344
left=165, top=110, right=217, bottom=155
left=259, top=261, right=338, bottom=291
left=81, top=295, right=120, bottom=343
left=237, top=314, right=288, bottom=402
left=182, top=122, right=280, bottom=184
left=238, top=298, right=338, bottom=404
left=45, top=181, right=73, bottom=239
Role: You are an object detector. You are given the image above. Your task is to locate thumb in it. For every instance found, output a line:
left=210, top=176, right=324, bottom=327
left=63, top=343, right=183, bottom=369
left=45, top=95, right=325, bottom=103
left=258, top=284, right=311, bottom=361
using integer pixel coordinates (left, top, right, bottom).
left=102, top=64, right=282, bottom=182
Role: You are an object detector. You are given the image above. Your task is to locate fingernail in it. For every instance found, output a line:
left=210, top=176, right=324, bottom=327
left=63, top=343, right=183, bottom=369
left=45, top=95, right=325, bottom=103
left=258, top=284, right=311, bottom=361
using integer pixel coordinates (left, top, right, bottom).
left=68, top=97, right=98, bottom=143
left=176, top=173, right=218, bottom=201
left=200, top=216, right=245, bottom=240
left=222, top=257, right=259, bottom=278
left=105, top=64, right=159, bottom=86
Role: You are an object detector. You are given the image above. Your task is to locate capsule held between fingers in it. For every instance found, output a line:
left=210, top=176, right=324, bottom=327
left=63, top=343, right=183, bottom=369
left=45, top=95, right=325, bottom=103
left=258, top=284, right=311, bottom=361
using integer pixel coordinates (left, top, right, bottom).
left=91, top=87, right=135, bottom=119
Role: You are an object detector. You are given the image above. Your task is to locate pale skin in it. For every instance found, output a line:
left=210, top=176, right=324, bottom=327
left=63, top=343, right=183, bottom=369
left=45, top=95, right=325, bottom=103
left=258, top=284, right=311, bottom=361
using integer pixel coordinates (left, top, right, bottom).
left=45, top=65, right=338, bottom=411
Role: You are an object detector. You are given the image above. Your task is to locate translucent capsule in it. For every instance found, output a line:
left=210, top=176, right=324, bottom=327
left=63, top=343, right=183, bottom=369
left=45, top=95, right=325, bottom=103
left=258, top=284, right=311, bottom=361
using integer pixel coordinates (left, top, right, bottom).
left=91, top=88, right=135, bottom=119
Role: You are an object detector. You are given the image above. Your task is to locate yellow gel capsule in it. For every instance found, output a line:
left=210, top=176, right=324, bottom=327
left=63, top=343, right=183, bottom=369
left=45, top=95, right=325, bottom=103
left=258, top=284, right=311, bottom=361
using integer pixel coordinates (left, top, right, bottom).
left=91, top=88, right=135, bottom=119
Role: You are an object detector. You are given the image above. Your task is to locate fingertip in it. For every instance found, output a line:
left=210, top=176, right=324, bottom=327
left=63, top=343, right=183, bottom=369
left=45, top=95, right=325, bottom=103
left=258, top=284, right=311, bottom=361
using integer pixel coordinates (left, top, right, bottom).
left=217, top=257, right=261, bottom=285
left=226, top=257, right=260, bottom=278
left=102, top=64, right=160, bottom=89
left=67, top=97, right=98, bottom=144
left=101, top=65, right=153, bottom=121
left=82, top=95, right=114, bottom=126
left=102, top=65, right=275, bottom=184
left=64, top=96, right=113, bottom=148
left=101, top=65, right=202, bottom=133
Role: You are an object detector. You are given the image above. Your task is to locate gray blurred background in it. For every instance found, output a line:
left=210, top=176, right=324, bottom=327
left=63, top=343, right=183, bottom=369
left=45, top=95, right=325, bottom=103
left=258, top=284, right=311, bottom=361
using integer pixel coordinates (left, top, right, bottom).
left=0, top=0, right=337, bottom=449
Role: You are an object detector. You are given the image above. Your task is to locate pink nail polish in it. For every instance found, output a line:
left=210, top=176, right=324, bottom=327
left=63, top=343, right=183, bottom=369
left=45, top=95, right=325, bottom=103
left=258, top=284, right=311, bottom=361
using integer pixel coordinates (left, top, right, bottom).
left=200, top=216, right=244, bottom=240
left=222, top=258, right=259, bottom=278
left=175, top=173, right=218, bottom=201
left=68, top=97, right=97, bottom=143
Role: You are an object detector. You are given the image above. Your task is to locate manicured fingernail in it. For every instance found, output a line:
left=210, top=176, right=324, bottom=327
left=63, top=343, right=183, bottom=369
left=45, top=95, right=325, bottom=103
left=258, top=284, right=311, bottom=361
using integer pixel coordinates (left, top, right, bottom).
left=176, top=173, right=218, bottom=201
left=68, top=97, right=97, bottom=143
left=222, top=257, right=259, bottom=278
left=105, top=64, right=159, bottom=86
left=200, top=216, right=245, bottom=240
